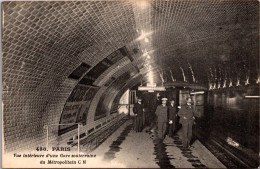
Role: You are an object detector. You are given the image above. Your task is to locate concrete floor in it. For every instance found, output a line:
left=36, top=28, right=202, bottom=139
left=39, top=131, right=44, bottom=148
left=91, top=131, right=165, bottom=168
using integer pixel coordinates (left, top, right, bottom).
left=91, top=120, right=226, bottom=168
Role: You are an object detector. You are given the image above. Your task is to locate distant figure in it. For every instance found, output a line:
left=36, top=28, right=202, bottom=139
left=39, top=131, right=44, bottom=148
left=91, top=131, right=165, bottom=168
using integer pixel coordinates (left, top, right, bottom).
left=133, top=99, right=144, bottom=132
left=178, top=97, right=195, bottom=148
left=155, top=98, right=168, bottom=139
left=168, top=98, right=177, bottom=137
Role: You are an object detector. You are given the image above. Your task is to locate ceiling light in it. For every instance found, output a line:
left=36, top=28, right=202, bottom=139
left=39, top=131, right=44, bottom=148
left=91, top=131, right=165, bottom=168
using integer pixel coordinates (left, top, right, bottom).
left=190, top=91, right=205, bottom=95
left=135, top=31, right=153, bottom=41
left=147, top=71, right=154, bottom=84
left=245, top=96, right=260, bottom=98
left=138, top=0, right=149, bottom=9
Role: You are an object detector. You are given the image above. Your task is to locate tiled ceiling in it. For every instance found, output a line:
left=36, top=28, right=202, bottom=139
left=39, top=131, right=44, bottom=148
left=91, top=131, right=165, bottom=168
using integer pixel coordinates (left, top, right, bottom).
left=2, top=0, right=259, bottom=90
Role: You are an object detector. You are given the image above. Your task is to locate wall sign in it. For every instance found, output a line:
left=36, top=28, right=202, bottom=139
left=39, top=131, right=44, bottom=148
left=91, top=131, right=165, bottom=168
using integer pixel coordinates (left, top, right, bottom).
left=58, top=85, right=99, bottom=135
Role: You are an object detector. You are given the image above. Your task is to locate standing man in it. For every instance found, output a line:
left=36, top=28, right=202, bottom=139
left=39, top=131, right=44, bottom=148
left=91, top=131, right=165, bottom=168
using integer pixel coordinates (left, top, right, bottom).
left=168, top=98, right=177, bottom=137
left=133, top=98, right=144, bottom=132
left=178, top=97, right=195, bottom=148
left=155, top=97, right=168, bottom=139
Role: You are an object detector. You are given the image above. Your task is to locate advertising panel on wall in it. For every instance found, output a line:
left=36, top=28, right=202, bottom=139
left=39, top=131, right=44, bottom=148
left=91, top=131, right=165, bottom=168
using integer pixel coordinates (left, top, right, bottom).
left=58, top=85, right=99, bottom=135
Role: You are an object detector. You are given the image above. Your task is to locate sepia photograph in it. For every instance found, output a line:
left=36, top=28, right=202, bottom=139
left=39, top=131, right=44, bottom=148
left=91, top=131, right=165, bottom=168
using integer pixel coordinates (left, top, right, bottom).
left=1, top=0, right=259, bottom=168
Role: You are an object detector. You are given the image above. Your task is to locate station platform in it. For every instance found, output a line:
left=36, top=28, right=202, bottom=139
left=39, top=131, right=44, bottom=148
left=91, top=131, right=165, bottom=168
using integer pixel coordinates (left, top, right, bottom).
left=91, top=120, right=226, bottom=168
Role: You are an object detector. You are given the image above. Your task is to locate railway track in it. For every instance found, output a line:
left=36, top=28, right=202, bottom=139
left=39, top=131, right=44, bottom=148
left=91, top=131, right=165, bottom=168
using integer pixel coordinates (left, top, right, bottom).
left=195, top=128, right=258, bottom=168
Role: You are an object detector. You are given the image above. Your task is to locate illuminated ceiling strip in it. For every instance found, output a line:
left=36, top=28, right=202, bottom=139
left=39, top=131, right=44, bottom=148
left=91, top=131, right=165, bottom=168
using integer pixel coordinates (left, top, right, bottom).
left=245, top=96, right=260, bottom=98
left=147, top=83, right=156, bottom=87
left=190, top=91, right=205, bottom=95
left=138, top=86, right=166, bottom=91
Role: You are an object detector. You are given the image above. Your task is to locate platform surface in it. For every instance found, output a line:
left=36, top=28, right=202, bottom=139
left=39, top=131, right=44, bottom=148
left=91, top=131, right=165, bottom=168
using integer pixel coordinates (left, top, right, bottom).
left=91, top=120, right=226, bottom=168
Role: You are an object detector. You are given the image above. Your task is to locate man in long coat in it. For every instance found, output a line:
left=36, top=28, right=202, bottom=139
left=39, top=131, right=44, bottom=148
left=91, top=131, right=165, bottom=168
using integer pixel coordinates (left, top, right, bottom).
left=178, top=97, right=195, bottom=148
left=168, top=98, right=177, bottom=137
left=155, top=98, right=168, bottom=139
left=133, top=99, right=144, bottom=132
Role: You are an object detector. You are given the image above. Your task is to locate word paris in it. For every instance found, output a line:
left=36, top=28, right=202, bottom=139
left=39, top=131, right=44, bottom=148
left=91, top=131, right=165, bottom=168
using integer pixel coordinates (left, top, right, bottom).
left=36, top=147, right=71, bottom=151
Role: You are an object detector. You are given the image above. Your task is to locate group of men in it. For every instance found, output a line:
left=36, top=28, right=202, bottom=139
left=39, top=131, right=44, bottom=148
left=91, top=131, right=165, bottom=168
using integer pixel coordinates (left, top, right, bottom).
left=133, top=96, right=195, bottom=148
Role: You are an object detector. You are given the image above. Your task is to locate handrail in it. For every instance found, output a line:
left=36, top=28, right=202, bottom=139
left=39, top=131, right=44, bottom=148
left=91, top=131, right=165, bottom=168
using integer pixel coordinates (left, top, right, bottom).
left=44, top=123, right=82, bottom=154
left=70, top=114, right=127, bottom=151
left=71, top=115, right=121, bottom=146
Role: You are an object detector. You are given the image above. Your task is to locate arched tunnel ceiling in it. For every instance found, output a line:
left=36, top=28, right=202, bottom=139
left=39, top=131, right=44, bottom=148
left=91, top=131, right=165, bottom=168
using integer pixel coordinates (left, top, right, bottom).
left=2, top=0, right=259, bottom=93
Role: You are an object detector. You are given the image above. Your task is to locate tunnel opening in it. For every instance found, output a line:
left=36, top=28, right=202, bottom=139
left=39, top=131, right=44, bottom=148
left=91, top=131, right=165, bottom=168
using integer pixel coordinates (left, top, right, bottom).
left=118, top=89, right=130, bottom=115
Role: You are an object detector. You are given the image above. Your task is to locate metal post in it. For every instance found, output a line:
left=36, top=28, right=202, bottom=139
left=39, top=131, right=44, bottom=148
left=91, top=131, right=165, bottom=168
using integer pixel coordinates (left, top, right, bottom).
left=45, top=123, right=81, bottom=152
left=78, top=123, right=80, bottom=154
left=194, top=94, right=196, bottom=111
left=128, top=90, right=131, bottom=117
left=46, top=125, right=48, bottom=149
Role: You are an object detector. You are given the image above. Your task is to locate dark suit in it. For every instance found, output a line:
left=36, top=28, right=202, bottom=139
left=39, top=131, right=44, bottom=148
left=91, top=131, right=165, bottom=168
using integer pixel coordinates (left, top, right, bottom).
left=178, top=105, right=195, bottom=147
left=168, top=104, right=177, bottom=137
left=133, top=103, right=144, bottom=132
left=155, top=105, right=168, bottom=139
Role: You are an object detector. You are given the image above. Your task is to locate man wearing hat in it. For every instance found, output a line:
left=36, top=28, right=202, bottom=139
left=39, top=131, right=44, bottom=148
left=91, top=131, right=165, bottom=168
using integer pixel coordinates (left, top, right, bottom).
left=178, top=96, right=195, bottom=148
left=168, top=98, right=177, bottom=137
left=133, top=98, right=144, bottom=132
left=155, top=97, right=168, bottom=139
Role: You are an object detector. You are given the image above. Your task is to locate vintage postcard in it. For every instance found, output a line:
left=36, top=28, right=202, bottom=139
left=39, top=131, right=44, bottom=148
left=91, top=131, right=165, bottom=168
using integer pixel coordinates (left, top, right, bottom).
left=1, top=0, right=259, bottom=168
